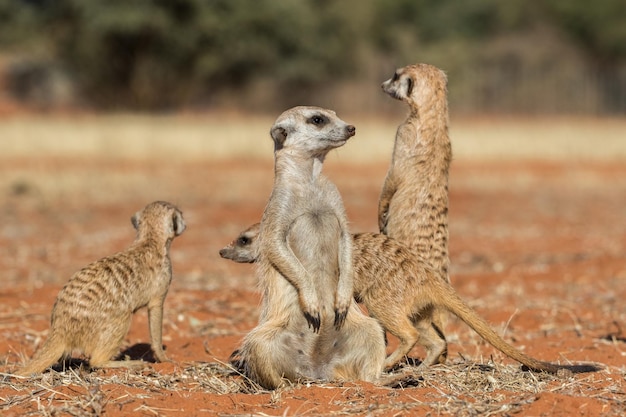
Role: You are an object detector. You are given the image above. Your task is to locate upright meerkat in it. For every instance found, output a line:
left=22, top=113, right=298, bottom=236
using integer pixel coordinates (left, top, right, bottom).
left=222, top=224, right=602, bottom=374
left=234, top=106, right=386, bottom=389
left=17, top=201, right=186, bottom=376
left=379, top=63, right=452, bottom=364
left=379, top=63, right=452, bottom=272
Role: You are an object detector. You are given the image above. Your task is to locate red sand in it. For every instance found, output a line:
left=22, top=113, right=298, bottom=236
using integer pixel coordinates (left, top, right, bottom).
left=1, top=158, right=624, bottom=416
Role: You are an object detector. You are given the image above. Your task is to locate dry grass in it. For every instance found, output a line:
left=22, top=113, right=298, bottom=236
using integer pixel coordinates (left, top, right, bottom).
left=1, top=114, right=625, bottom=163
left=2, top=359, right=611, bottom=417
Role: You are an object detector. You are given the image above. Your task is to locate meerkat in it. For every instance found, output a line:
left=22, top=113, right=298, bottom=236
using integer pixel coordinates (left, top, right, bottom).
left=221, top=224, right=602, bottom=374
left=234, top=106, right=386, bottom=389
left=379, top=63, right=453, bottom=364
left=17, top=201, right=186, bottom=376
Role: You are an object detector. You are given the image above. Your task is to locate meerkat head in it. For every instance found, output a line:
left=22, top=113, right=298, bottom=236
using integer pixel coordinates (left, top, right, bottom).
left=381, top=64, right=447, bottom=107
left=219, top=222, right=260, bottom=263
left=270, top=106, right=356, bottom=156
left=131, top=201, right=186, bottom=240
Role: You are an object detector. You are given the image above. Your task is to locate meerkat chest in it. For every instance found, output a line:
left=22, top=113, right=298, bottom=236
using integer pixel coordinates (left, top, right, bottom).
left=278, top=177, right=341, bottom=217
left=311, top=178, right=342, bottom=209
left=287, top=208, right=342, bottom=281
left=393, top=118, right=421, bottom=149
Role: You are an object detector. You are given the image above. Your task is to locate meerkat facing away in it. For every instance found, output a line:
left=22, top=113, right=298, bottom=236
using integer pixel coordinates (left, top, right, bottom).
left=234, top=106, right=386, bottom=389
left=379, top=63, right=453, bottom=364
left=221, top=224, right=602, bottom=374
left=17, top=201, right=186, bottom=376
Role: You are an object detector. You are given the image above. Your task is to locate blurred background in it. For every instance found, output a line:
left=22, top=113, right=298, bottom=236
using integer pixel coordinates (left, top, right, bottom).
left=1, top=0, right=625, bottom=115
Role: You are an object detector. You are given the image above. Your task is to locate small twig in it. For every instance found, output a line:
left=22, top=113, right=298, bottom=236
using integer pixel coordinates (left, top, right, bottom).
left=502, top=308, right=519, bottom=340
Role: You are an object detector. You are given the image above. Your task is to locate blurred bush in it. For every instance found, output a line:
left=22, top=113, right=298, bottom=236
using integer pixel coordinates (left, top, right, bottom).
left=0, top=0, right=625, bottom=114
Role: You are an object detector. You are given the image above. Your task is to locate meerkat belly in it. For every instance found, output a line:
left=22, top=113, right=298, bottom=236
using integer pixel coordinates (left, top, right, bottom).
left=259, top=267, right=308, bottom=323
left=388, top=188, right=434, bottom=238
left=288, top=209, right=341, bottom=311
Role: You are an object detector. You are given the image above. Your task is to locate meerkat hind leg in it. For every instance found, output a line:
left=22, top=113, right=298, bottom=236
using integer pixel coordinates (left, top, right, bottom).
left=414, top=317, right=447, bottom=369
left=383, top=319, right=420, bottom=369
left=89, top=344, right=151, bottom=370
left=433, top=306, right=449, bottom=335
left=87, top=329, right=133, bottom=369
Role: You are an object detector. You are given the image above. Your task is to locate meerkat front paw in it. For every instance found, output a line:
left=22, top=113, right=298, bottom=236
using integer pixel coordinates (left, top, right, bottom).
left=378, top=211, right=389, bottom=234
left=333, top=294, right=352, bottom=330
left=298, top=291, right=322, bottom=333
left=303, top=310, right=321, bottom=333
left=154, top=352, right=171, bottom=363
left=334, top=308, right=348, bottom=330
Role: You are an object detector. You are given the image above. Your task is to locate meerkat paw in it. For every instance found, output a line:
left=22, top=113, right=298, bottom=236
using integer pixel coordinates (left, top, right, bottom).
left=334, top=309, right=347, bottom=330
left=303, top=310, right=321, bottom=333
left=333, top=307, right=349, bottom=330
left=378, top=211, right=389, bottom=234
left=332, top=289, right=352, bottom=330
left=154, top=353, right=172, bottom=363
left=298, top=292, right=321, bottom=332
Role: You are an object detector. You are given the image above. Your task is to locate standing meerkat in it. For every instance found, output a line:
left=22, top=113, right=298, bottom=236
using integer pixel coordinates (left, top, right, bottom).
left=17, top=201, right=186, bottom=376
left=234, top=106, right=386, bottom=389
left=221, top=224, right=602, bottom=374
left=379, top=63, right=452, bottom=364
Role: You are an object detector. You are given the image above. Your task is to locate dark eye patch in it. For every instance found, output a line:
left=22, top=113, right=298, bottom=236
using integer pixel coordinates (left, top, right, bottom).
left=237, top=236, right=250, bottom=246
left=392, top=72, right=399, bottom=82
left=307, top=115, right=327, bottom=126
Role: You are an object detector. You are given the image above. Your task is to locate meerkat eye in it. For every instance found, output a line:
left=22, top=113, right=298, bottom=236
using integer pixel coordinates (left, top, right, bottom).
left=308, top=115, right=327, bottom=126
left=237, top=236, right=250, bottom=246
left=392, top=72, right=399, bottom=82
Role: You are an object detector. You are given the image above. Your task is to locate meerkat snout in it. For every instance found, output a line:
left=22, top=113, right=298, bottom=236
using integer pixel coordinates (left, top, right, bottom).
left=219, top=223, right=260, bottom=263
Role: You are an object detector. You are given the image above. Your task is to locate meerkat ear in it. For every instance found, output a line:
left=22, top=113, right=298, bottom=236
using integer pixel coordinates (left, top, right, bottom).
left=131, top=212, right=141, bottom=230
left=172, top=212, right=186, bottom=236
left=270, top=125, right=288, bottom=151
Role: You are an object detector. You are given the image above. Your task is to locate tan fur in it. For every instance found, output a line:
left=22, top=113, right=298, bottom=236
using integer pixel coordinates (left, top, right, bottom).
left=222, top=224, right=602, bottom=374
left=17, top=201, right=186, bottom=376
left=233, top=106, right=386, bottom=389
left=379, top=63, right=452, bottom=364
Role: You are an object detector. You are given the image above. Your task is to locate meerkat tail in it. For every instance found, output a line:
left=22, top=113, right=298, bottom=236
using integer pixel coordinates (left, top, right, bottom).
left=435, top=282, right=601, bottom=374
left=16, top=335, right=66, bottom=376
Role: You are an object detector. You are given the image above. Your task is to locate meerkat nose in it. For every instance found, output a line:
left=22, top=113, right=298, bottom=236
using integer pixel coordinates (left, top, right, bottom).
left=347, top=125, right=356, bottom=136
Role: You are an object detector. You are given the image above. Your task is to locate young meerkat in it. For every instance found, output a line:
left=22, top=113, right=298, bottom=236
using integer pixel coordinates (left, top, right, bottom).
left=234, top=106, right=386, bottom=389
left=379, top=63, right=453, bottom=364
left=222, top=224, right=602, bottom=375
left=17, top=201, right=186, bottom=376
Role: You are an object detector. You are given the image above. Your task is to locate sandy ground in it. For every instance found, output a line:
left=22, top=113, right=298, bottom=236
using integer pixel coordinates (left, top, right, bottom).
left=0, top=151, right=625, bottom=415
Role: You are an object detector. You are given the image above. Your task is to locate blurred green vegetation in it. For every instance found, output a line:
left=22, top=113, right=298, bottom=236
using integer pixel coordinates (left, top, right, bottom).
left=1, top=0, right=625, bottom=114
